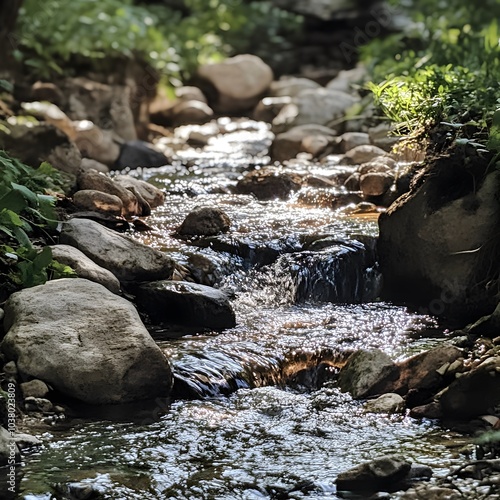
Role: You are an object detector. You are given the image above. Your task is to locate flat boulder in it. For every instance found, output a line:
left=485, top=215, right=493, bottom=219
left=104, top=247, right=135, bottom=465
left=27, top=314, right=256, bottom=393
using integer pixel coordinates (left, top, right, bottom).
left=1, top=279, right=173, bottom=405
left=338, top=349, right=398, bottom=399
left=50, top=244, right=120, bottom=293
left=136, top=280, right=236, bottom=331
left=60, top=218, right=174, bottom=282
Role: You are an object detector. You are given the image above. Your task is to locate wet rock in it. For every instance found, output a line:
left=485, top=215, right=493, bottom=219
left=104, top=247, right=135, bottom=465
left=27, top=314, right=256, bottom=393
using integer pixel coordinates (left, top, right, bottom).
left=115, top=140, right=170, bottom=170
left=137, top=281, right=236, bottom=331
left=77, top=169, right=140, bottom=217
left=73, top=189, right=123, bottom=216
left=272, top=88, right=357, bottom=133
left=60, top=218, right=174, bottom=282
left=80, top=158, right=109, bottom=174
left=197, top=54, right=273, bottom=113
left=439, top=356, right=500, bottom=419
left=269, top=77, right=321, bottom=97
left=3, top=361, right=16, bottom=377
left=0, top=122, right=82, bottom=175
left=178, top=206, right=231, bottom=237
left=364, top=393, right=404, bottom=414
left=73, top=120, right=121, bottom=166
left=271, top=124, right=336, bottom=163
left=360, top=172, right=394, bottom=197
left=400, top=484, right=461, bottom=499
left=344, top=172, right=361, bottom=191
left=186, top=253, right=222, bottom=287
left=378, top=161, right=500, bottom=321
left=0, top=426, right=20, bottom=466
left=20, top=379, right=49, bottom=399
left=338, top=132, right=371, bottom=153
left=50, top=244, right=121, bottom=293
left=344, top=145, right=389, bottom=165
left=113, top=175, right=165, bottom=209
left=336, top=455, right=412, bottom=492
left=409, top=402, right=442, bottom=419
left=170, top=100, right=214, bottom=126
left=175, top=86, right=207, bottom=103
left=53, top=481, right=107, bottom=500
left=2, top=279, right=173, bottom=405
left=467, top=302, right=500, bottom=337
left=14, top=433, right=42, bottom=450
left=236, top=168, right=303, bottom=200
left=24, top=397, right=53, bottom=413
left=253, top=96, right=291, bottom=123
left=338, top=349, right=398, bottom=399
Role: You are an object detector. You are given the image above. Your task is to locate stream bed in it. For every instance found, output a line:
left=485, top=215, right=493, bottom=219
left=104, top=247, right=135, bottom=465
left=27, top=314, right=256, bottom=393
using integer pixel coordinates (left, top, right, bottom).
left=17, top=120, right=467, bottom=499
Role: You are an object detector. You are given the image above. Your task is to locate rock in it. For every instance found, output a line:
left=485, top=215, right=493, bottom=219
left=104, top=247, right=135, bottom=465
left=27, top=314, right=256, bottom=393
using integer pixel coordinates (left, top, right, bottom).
left=400, top=485, right=461, bottom=500
left=175, top=86, right=207, bottom=103
left=338, top=349, right=398, bottom=399
left=136, top=281, right=236, bottom=331
left=253, top=96, right=291, bottom=123
left=115, top=140, right=170, bottom=170
left=272, top=88, right=358, bottom=133
left=50, top=244, right=121, bottom=293
left=344, top=145, right=389, bottom=165
left=178, top=207, right=231, bottom=237
left=378, top=160, right=500, bottom=321
left=358, top=157, right=397, bottom=175
left=326, top=66, right=368, bottom=93
left=14, top=433, right=42, bottom=450
left=113, top=175, right=165, bottom=209
left=62, top=77, right=137, bottom=141
left=338, top=132, right=371, bottom=153
left=73, top=120, right=121, bottom=166
left=0, top=122, right=82, bottom=175
left=336, top=456, right=412, bottom=492
left=235, top=168, right=303, bottom=200
left=364, top=393, right=404, bottom=414
left=3, top=361, right=16, bottom=377
left=21, top=101, right=76, bottom=140
left=73, top=190, right=123, bottom=216
left=271, top=124, right=336, bottom=163
left=269, top=77, right=321, bottom=98
left=24, top=397, right=53, bottom=413
left=20, top=379, right=49, bottom=399
left=467, top=302, right=500, bottom=337
left=360, top=172, right=394, bottom=197
left=77, top=169, right=140, bottom=217
left=31, top=81, right=64, bottom=105
left=60, top=219, right=175, bottom=282
left=344, top=173, right=360, bottom=191
left=80, top=158, right=109, bottom=174
left=0, top=426, right=20, bottom=466
left=301, top=135, right=329, bottom=157
left=2, top=279, right=173, bottom=404
left=369, top=123, right=400, bottom=152
left=197, top=54, right=273, bottom=113
left=409, top=402, right=442, bottom=419
left=170, top=100, right=214, bottom=125
left=438, top=356, right=500, bottom=419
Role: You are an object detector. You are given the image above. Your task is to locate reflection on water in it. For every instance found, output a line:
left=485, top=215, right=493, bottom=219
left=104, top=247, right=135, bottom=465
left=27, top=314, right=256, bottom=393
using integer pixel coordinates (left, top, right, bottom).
left=18, top=120, right=461, bottom=499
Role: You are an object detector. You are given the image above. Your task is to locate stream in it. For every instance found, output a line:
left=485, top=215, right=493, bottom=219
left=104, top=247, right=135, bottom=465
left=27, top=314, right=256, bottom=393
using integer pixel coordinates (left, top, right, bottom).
left=18, top=119, right=466, bottom=499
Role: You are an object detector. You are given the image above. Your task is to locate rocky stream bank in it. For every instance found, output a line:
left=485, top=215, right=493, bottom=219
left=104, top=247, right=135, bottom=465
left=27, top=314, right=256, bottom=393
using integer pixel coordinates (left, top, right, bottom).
left=0, top=52, right=500, bottom=498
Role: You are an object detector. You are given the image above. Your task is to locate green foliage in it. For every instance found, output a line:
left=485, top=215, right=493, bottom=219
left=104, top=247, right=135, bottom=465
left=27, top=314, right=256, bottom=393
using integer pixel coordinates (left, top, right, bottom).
left=363, top=1, right=500, bottom=141
left=15, top=0, right=302, bottom=84
left=0, top=151, right=75, bottom=297
left=475, top=429, right=500, bottom=459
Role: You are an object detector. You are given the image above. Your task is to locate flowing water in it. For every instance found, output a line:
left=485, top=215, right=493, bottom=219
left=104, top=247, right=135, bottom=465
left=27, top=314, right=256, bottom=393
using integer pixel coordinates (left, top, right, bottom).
left=17, top=120, right=467, bottom=499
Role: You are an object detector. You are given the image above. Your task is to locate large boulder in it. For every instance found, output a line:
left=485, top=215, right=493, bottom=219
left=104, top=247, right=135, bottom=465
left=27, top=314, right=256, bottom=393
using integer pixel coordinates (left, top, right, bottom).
left=60, top=218, right=175, bottom=282
left=197, top=54, right=273, bottom=114
left=136, top=281, right=236, bottom=331
left=50, top=244, right=120, bottom=293
left=272, top=88, right=358, bottom=133
left=1, top=279, right=173, bottom=404
left=378, top=158, right=500, bottom=321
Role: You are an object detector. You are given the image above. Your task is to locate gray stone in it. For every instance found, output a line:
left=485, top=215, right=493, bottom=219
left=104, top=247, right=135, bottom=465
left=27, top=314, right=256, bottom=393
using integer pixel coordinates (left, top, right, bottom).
left=336, top=455, right=412, bottom=492
left=137, top=280, right=236, bottom=331
left=73, top=189, right=123, bottom=216
left=269, top=77, right=321, bottom=98
left=253, top=96, right=291, bottom=123
left=20, top=379, right=49, bottom=399
left=364, top=393, right=404, bottom=414
left=326, top=66, right=368, bottom=93
left=170, top=100, right=214, bottom=125
left=24, top=397, right=53, bottom=413
left=3, top=361, right=16, bottom=377
left=175, top=86, right=207, bottom=103
left=338, top=132, right=370, bottom=153
left=73, top=120, right=121, bottom=166
left=0, top=426, right=20, bottom=466
left=50, top=244, right=120, bottom=293
left=178, top=207, right=231, bottom=237
left=80, top=157, right=109, bottom=173
left=197, top=54, right=273, bottom=113
left=60, top=219, right=174, bottom=283
left=2, top=279, right=173, bottom=405
left=115, top=140, right=170, bottom=170
left=235, top=168, right=303, bottom=200
left=344, top=145, right=389, bottom=164
left=113, top=175, right=165, bottom=209
left=273, top=88, right=357, bottom=133
left=338, top=349, right=397, bottom=399
left=14, top=433, right=42, bottom=450
left=360, top=172, right=394, bottom=197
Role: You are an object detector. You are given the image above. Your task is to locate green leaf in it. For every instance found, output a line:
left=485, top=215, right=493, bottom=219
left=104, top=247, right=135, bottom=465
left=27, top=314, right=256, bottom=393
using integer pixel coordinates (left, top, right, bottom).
left=0, top=189, right=27, bottom=213
left=32, top=247, right=53, bottom=272
left=0, top=80, right=13, bottom=94
left=487, top=108, right=500, bottom=152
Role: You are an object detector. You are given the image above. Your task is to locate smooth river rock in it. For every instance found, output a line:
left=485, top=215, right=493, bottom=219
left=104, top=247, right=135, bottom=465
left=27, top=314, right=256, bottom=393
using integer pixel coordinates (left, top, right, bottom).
left=177, top=206, right=231, bottom=237
left=136, top=280, right=236, bottom=331
left=1, top=279, right=173, bottom=405
left=60, top=218, right=175, bottom=282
